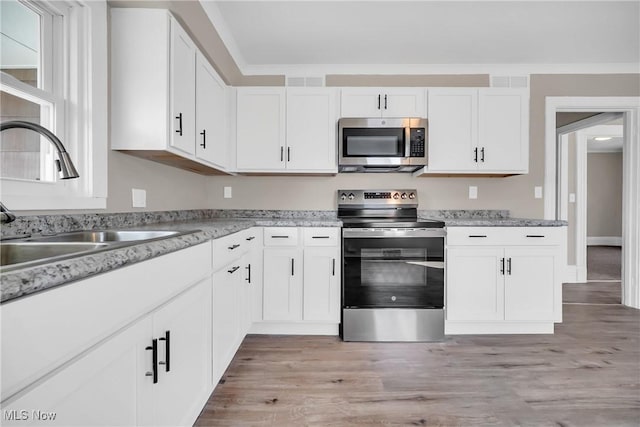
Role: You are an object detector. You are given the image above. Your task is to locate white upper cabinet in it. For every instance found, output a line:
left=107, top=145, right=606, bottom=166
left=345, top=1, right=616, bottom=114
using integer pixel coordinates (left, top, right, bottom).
left=286, top=88, right=337, bottom=172
left=235, top=87, right=338, bottom=173
left=236, top=87, right=286, bottom=171
left=111, top=9, right=230, bottom=174
left=195, top=52, right=228, bottom=169
left=169, top=18, right=196, bottom=155
left=340, top=88, right=425, bottom=118
left=423, top=87, right=529, bottom=175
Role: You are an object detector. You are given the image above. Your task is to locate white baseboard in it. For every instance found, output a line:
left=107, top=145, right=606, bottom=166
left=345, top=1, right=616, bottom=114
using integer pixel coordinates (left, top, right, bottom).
left=588, top=236, right=622, bottom=246
left=564, top=265, right=587, bottom=283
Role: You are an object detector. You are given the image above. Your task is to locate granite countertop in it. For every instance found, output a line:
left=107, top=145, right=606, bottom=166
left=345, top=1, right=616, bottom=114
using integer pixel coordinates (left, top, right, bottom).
left=418, top=210, right=568, bottom=227
left=0, top=212, right=341, bottom=304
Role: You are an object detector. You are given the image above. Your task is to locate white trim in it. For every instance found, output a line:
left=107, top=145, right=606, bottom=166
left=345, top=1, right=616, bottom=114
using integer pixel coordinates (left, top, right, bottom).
left=445, top=321, right=554, bottom=335
left=564, top=265, right=579, bottom=283
left=588, top=236, right=623, bottom=246
left=198, top=0, right=248, bottom=73
left=575, top=130, right=588, bottom=284
left=249, top=322, right=339, bottom=336
left=544, top=96, right=640, bottom=309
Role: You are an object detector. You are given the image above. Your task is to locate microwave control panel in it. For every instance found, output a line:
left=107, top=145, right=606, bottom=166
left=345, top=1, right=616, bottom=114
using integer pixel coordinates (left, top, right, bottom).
left=409, top=128, right=426, bottom=157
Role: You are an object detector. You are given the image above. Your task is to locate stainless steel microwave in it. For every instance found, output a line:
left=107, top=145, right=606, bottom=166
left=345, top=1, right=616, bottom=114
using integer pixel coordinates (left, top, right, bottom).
left=338, top=118, right=428, bottom=173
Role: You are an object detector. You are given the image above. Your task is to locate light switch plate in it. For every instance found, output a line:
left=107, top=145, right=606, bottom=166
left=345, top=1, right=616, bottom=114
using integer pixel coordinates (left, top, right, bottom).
left=469, top=186, right=478, bottom=199
left=132, top=188, right=146, bottom=208
left=223, top=187, right=232, bottom=199
left=534, top=186, right=543, bottom=199
left=569, top=193, right=576, bottom=203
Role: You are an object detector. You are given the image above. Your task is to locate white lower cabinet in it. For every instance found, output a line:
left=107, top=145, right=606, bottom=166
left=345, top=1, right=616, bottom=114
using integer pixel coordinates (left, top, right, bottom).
left=2, top=278, right=212, bottom=427
left=254, top=227, right=340, bottom=335
left=445, top=227, right=564, bottom=334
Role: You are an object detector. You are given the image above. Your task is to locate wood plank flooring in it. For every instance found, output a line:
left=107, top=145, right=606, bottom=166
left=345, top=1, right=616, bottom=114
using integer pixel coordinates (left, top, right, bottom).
left=195, top=302, right=640, bottom=426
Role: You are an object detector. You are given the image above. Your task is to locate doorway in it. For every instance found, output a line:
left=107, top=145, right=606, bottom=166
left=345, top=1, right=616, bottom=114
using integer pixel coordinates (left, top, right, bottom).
left=544, top=97, right=640, bottom=309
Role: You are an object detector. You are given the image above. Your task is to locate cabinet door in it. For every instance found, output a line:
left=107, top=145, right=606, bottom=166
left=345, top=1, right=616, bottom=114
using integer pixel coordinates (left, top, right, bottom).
left=303, top=247, right=340, bottom=322
left=213, top=264, right=241, bottom=381
left=286, top=88, right=337, bottom=171
left=195, top=52, right=227, bottom=168
left=427, top=88, right=478, bottom=172
left=382, top=88, right=425, bottom=117
left=446, top=247, right=504, bottom=321
left=236, top=88, right=286, bottom=170
left=152, top=279, right=212, bottom=427
left=504, top=247, right=556, bottom=321
left=340, top=88, right=384, bottom=118
left=478, top=88, right=528, bottom=173
left=263, top=248, right=303, bottom=321
left=169, top=17, right=196, bottom=155
left=1, top=318, right=153, bottom=427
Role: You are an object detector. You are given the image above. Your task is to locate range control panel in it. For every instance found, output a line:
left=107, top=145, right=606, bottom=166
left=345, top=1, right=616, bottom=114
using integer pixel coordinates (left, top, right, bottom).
left=337, top=189, right=418, bottom=206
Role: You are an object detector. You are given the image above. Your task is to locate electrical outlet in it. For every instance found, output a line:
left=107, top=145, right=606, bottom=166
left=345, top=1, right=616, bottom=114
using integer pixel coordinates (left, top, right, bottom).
left=468, top=186, right=478, bottom=199
left=569, top=193, right=576, bottom=203
left=223, top=187, right=232, bottom=199
left=132, top=188, right=146, bottom=208
left=534, top=186, right=543, bottom=199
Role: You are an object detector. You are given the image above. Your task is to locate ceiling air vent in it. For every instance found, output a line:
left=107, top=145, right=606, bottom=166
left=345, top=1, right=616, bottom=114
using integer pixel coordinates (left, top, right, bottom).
left=286, top=76, right=325, bottom=87
left=491, top=75, right=529, bottom=88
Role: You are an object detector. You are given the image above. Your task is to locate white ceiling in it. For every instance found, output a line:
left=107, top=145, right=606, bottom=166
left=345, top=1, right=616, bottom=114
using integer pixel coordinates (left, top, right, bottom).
left=200, top=0, right=640, bottom=75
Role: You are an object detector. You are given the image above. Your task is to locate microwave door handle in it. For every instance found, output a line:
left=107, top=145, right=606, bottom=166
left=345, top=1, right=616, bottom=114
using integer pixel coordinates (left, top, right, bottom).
left=405, top=127, right=411, bottom=157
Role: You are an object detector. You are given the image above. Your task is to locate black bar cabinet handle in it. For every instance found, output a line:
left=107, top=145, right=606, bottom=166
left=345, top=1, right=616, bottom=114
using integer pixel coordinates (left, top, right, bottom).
left=287, top=147, right=291, bottom=162
left=272, top=235, right=289, bottom=239
left=469, top=235, right=487, bottom=238
left=228, top=265, right=240, bottom=274
left=384, top=94, right=388, bottom=110
left=246, top=264, right=251, bottom=283
left=246, top=236, right=255, bottom=241
left=526, top=235, right=546, bottom=238
left=500, top=258, right=505, bottom=275
left=377, top=94, right=381, bottom=110
left=228, top=244, right=240, bottom=250
left=280, top=146, right=284, bottom=162
left=200, top=129, right=206, bottom=148
left=481, top=147, right=485, bottom=162
left=146, top=339, right=158, bottom=384
left=158, top=331, right=170, bottom=372
left=312, top=236, right=330, bottom=239
left=332, top=258, right=336, bottom=276
left=175, top=113, right=183, bottom=136
left=474, top=147, right=478, bottom=163
left=291, top=258, right=295, bottom=276
left=507, top=258, right=512, bottom=275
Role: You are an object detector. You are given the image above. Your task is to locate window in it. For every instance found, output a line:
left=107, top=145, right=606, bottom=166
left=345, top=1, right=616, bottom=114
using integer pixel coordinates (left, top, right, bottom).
left=0, top=0, right=107, bottom=210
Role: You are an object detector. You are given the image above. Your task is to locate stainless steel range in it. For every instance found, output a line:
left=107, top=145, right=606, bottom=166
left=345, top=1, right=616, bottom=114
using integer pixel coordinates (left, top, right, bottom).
left=338, top=189, right=445, bottom=342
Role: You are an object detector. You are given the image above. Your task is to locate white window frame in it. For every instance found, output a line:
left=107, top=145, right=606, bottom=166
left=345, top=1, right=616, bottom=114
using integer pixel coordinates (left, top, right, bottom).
left=0, top=0, right=107, bottom=210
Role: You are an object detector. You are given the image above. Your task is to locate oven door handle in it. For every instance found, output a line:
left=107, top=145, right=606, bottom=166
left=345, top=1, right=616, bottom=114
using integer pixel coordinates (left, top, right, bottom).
left=342, top=229, right=446, bottom=238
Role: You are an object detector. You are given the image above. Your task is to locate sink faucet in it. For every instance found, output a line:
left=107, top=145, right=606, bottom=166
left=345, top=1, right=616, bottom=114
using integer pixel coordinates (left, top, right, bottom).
left=1, top=120, right=80, bottom=179
left=1, top=201, right=16, bottom=223
left=1, top=121, right=80, bottom=224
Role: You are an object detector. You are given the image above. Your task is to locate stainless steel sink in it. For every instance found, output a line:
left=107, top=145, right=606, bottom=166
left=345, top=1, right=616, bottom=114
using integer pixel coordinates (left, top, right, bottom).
left=24, top=230, right=182, bottom=243
left=0, top=229, right=199, bottom=271
left=1, top=242, right=110, bottom=269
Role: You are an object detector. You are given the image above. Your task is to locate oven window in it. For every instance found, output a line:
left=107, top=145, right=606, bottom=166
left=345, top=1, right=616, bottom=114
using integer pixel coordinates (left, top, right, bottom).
left=343, top=236, right=444, bottom=308
left=343, top=128, right=404, bottom=157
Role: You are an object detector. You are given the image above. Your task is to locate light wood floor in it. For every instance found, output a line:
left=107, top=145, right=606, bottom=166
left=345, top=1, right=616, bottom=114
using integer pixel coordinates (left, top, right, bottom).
left=196, top=300, right=640, bottom=426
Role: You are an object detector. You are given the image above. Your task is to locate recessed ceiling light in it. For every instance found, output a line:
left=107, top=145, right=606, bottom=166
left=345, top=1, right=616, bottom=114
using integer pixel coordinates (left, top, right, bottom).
left=594, top=137, right=613, bottom=141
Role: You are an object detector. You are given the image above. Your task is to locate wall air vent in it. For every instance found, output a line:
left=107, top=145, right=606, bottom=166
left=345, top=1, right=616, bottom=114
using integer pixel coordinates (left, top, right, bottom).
left=491, top=75, right=529, bottom=88
left=286, top=76, right=325, bottom=87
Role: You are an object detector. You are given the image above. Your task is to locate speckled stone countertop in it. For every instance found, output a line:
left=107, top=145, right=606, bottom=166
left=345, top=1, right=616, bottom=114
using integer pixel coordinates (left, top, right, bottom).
left=0, top=210, right=341, bottom=304
left=418, top=210, right=568, bottom=227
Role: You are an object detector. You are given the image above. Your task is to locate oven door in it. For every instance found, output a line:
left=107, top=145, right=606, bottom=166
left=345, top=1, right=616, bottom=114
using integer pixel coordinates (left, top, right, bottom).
left=342, top=228, right=445, bottom=309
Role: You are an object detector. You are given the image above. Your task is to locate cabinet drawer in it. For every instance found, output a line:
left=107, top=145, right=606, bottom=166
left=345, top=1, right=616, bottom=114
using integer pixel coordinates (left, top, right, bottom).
left=303, top=228, right=340, bottom=246
left=263, top=227, right=299, bottom=246
left=213, top=232, right=247, bottom=270
left=447, top=227, right=564, bottom=246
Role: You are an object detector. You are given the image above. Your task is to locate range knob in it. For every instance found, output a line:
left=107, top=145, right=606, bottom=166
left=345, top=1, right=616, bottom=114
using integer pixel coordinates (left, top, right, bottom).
left=393, top=192, right=400, bottom=200
left=401, top=192, right=407, bottom=199
left=348, top=193, right=355, bottom=200
left=340, top=193, right=347, bottom=201
left=408, top=192, right=416, bottom=200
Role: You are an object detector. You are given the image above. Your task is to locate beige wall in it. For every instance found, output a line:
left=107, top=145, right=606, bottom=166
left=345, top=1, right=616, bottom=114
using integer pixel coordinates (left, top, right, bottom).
left=587, top=152, right=623, bottom=238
